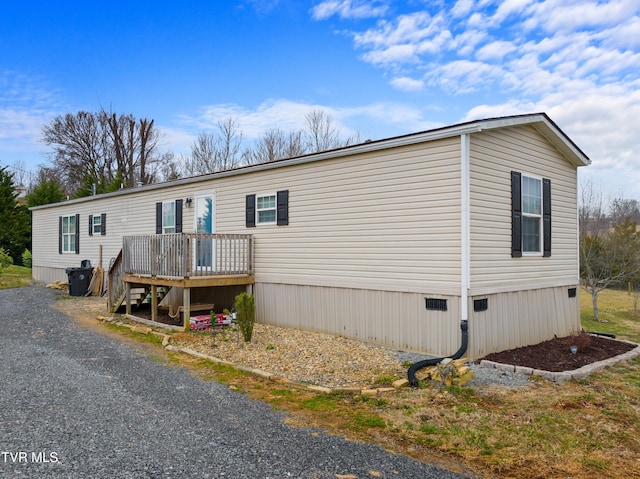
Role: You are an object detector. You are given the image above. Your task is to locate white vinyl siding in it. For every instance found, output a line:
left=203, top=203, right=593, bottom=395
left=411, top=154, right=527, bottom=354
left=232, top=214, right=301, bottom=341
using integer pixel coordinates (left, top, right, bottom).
left=469, top=125, right=579, bottom=294
left=226, top=138, right=463, bottom=294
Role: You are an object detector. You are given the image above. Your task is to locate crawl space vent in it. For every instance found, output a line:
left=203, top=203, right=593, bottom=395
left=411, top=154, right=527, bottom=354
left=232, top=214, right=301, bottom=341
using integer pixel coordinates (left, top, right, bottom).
left=474, top=298, right=488, bottom=312
left=425, top=298, right=447, bottom=311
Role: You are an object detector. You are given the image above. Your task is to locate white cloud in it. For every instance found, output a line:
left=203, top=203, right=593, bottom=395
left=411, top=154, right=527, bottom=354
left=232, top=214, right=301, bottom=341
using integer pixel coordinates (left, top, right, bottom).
left=451, top=0, right=475, bottom=19
left=175, top=98, right=434, bottom=150
left=311, top=0, right=389, bottom=20
left=0, top=71, right=62, bottom=168
left=604, top=16, right=640, bottom=49
left=390, top=76, right=425, bottom=91
left=524, top=0, right=640, bottom=34
left=475, top=40, right=517, bottom=61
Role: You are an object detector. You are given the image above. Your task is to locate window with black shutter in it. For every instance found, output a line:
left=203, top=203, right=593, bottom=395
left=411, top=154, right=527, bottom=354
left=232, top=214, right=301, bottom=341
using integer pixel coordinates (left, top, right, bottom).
left=511, top=171, right=551, bottom=257
left=246, top=191, right=289, bottom=226
left=155, top=200, right=183, bottom=234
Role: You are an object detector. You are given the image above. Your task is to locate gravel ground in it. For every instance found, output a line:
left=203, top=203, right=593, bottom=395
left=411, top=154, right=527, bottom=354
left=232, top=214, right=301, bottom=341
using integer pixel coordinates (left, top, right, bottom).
left=170, top=321, right=531, bottom=391
left=0, top=286, right=473, bottom=479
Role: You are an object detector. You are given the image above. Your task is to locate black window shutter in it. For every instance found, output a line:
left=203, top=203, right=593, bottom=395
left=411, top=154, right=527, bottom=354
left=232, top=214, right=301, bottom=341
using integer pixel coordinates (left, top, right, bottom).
left=277, top=190, right=289, bottom=226
left=511, top=171, right=522, bottom=258
left=156, top=202, right=162, bottom=234
left=75, top=214, right=80, bottom=254
left=88, top=215, right=93, bottom=236
left=101, top=213, right=107, bottom=236
left=175, top=199, right=183, bottom=233
left=543, top=178, right=551, bottom=257
left=246, top=194, right=256, bottom=228
left=58, top=216, right=62, bottom=254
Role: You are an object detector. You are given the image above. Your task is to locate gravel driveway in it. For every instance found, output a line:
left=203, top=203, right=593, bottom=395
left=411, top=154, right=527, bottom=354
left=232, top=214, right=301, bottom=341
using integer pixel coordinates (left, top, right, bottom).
left=0, top=286, right=473, bottom=479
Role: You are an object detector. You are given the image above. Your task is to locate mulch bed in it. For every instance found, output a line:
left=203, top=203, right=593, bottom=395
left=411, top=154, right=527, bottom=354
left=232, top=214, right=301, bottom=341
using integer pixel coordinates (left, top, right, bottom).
left=481, top=334, right=636, bottom=372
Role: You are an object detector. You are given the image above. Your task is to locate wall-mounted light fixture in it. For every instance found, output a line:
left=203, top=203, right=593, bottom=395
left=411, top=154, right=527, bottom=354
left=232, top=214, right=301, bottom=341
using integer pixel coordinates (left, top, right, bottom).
left=185, top=197, right=193, bottom=207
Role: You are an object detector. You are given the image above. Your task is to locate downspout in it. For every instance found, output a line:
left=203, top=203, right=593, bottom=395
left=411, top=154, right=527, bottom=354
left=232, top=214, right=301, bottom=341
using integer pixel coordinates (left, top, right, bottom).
left=408, top=133, right=471, bottom=386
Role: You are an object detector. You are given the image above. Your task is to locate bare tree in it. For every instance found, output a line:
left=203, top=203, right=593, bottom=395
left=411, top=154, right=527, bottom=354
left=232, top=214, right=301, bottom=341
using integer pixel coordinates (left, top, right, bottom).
left=610, top=198, right=640, bottom=224
left=42, top=111, right=112, bottom=192
left=184, top=118, right=243, bottom=175
left=244, top=128, right=307, bottom=164
left=103, top=111, right=159, bottom=187
left=305, top=109, right=341, bottom=153
left=42, top=110, right=162, bottom=195
left=580, top=180, right=640, bottom=320
left=155, top=152, right=181, bottom=182
left=216, top=117, right=243, bottom=171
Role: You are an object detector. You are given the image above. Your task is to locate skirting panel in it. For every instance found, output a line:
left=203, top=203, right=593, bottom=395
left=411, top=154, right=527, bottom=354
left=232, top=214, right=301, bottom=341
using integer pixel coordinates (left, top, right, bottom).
left=254, top=282, right=461, bottom=357
left=32, top=266, right=67, bottom=285
left=469, top=285, right=581, bottom=358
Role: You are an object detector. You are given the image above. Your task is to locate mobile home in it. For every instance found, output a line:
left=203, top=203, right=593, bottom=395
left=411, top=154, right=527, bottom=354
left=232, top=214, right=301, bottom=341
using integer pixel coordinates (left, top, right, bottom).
left=31, top=113, right=590, bottom=359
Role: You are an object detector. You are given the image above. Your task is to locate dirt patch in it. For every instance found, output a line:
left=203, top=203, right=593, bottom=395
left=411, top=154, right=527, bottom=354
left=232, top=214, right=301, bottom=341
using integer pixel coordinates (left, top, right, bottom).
left=481, top=334, right=635, bottom=371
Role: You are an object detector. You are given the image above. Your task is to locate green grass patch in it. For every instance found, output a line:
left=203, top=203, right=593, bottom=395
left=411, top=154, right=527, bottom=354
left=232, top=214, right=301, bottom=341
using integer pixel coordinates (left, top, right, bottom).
left=354, top=412, right=386, bottom=429
left=580, top=288, right=640, bottom=343
left=0, top=265, right=32, bottom=289
left=301, top=394, right=340, bottom=412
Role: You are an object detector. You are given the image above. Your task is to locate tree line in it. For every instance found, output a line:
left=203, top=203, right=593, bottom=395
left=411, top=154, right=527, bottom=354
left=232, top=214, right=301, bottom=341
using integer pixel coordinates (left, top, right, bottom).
left=24, top=108, right=362, bottom=202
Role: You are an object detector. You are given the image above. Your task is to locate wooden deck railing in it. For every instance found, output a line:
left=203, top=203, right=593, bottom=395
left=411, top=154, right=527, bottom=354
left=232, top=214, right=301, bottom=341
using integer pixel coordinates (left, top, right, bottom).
left=122, top=233, right=253, bottom=278
left=107, top=249, right=124, bottom=313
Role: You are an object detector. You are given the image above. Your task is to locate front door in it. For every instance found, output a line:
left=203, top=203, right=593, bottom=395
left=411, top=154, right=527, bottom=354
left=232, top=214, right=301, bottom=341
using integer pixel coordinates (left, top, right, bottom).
left=194, top=193, right=215, bottom=272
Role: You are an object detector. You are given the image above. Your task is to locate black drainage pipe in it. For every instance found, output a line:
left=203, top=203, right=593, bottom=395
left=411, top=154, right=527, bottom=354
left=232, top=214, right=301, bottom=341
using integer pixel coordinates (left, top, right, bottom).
left=586, top=331, right=616, bottom=339
left=407, top=320, right=469, bottom=387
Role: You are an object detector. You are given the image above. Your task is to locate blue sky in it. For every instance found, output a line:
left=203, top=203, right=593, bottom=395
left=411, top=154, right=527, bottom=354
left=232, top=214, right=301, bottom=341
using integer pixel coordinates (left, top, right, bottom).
left=1, top=0, right=639, bottom=201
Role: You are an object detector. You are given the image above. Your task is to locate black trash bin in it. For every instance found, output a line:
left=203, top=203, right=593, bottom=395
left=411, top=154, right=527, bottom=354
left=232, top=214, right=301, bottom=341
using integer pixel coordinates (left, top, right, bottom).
left=66, top=267, right=94, bottom=296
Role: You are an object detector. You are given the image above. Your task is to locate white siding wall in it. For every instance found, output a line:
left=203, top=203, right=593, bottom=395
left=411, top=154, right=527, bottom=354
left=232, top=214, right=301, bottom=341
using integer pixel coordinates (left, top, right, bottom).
left=33, top=138, right=463, bottom=295
left=224, top=139, right=463, bottom=294
left=469, top=125, right=579, bottom=294
left=31, top=183, right=203, bottom=282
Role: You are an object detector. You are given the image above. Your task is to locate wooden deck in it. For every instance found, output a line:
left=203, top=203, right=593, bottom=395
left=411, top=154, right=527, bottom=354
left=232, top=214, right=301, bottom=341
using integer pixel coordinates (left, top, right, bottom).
left=110, top=233, right=254, bottom=330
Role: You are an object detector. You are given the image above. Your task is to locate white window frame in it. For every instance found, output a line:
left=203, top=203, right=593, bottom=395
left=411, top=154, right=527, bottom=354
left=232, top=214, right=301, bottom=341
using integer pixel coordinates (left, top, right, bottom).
left=91, top=214, right=102, bottom=235
left=521, top=173, right=543, bottom=255
left=162, top=201, right=176, bottom=234
left=61, top=215, right=76, bottom=254
left=256, top=193, right=277, bottom=225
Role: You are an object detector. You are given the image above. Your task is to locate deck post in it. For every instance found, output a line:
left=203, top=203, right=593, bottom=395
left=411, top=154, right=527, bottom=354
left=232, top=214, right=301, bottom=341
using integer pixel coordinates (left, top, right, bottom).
left=151, top=284, right=158, bottom=323
left=125, top=282, right=131, bottom=316
left=183, top=287, right=191, bottom=332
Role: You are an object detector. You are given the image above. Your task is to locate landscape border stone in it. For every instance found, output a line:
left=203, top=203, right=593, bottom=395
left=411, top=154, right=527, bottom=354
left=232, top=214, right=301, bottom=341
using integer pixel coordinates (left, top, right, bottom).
left=479, top=343, right=640, bottom=382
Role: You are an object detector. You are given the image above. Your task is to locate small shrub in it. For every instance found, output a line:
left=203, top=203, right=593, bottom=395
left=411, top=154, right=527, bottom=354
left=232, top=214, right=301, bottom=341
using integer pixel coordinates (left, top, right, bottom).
left=21, top=249, right=32, bottom=268
left=235, top=292, right=255, bottom=342
left=0, top=248, right=13, bottom=270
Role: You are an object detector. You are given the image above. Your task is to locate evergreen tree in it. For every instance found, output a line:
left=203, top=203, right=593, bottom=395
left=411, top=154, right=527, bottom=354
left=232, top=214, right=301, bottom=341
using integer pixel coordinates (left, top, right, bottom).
left=0, top=167, right=31, bottom=264
left=26, top=174, right=67, bottom=207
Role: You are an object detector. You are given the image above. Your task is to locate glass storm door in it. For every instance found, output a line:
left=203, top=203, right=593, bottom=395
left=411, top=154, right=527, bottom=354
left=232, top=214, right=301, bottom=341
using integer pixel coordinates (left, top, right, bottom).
left=194, top=194, right=215, bottom=272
